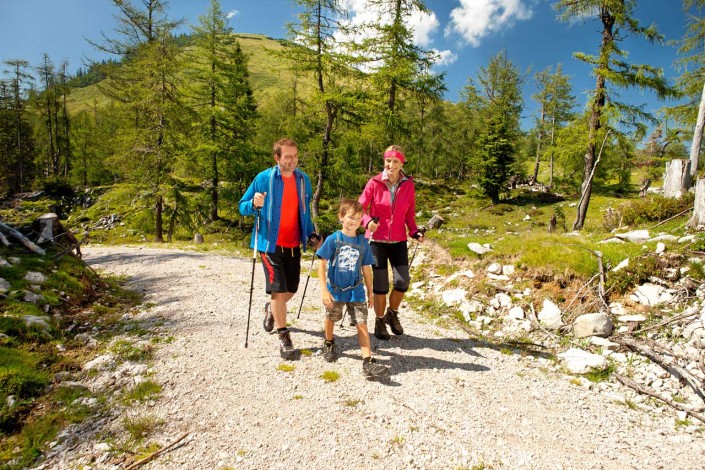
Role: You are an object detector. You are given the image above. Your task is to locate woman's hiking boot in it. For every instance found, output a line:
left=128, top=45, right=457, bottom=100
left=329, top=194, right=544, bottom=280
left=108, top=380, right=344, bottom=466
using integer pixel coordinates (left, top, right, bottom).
left=362, top=357, right=391, bottom=378
left=374, top=316, right=390, bottom=340
left=278, top=330, right=295, bottom=359
left=385, top=308, right=404, bottom=335
left=322, top=340, right=337, bottom=362
left=263, top=302, right=274, bottom=333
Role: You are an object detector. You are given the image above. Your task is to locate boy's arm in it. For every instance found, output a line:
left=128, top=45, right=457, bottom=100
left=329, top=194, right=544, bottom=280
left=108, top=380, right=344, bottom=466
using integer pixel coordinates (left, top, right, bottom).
left=362, top=265, right=373, bottom=308
left=318, top=257, right=334, bottom=309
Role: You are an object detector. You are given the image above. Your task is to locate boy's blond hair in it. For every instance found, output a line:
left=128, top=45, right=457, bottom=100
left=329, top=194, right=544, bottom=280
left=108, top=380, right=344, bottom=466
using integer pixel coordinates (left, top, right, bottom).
left=338, top=198, right=364, bottom=218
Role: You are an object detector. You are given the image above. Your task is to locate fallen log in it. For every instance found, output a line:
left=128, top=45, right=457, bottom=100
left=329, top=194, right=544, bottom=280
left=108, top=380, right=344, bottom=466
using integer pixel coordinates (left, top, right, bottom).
left=0, top=221, right=46, bottom=255
left=613, top=336, right=705, bottom=404
left=614, top=373, right=705, bottom=424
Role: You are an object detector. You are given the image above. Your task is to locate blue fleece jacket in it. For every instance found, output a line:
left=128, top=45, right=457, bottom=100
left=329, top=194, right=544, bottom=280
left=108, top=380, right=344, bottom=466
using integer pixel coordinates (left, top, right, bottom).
left=238, top=165, right=316, bottom=253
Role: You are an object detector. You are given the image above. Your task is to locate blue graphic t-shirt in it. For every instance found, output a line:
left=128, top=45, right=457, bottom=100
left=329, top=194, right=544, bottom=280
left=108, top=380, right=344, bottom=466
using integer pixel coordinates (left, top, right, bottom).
left=316, top=231, right=374, bottom=302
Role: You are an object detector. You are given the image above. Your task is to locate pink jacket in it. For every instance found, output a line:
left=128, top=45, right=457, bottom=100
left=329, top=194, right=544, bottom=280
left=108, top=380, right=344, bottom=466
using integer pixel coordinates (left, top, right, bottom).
left=359, top=172, right=419, bottom=242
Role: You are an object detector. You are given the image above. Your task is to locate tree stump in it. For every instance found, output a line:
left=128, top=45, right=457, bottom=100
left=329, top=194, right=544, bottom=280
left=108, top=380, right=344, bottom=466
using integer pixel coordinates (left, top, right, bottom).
left=194, top=233, right=204, bottom=244
left=688, top=178, right=705, bottom=229
left=663, top=159, right=691, bottom=198
left=29, top=213, right=81, bottom=258
left=638, top=178, right=651, bottom=197
left=35, top=213, right=59, bottom=243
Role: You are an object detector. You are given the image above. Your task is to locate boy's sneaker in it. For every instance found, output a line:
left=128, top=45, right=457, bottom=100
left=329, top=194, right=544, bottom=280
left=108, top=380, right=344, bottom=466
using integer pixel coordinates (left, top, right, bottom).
left=263, top=302, right=274, bottom=333
left=385, top=308, right=404, bottom=335
left=278, top=330, right=295, bottom=359
left=374, top=316, right=390, bottom=340
left=322, top=340, right=337, bottom=362
left=362, top=358, right=391, bottom=378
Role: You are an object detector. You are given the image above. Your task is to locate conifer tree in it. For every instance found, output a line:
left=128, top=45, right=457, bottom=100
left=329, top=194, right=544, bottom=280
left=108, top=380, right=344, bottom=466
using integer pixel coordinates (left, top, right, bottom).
left=188, top=0, right=257, bottom=221
left=555, top=0, right=677, bottom=230
left=93, top=0, right=185, bottom=242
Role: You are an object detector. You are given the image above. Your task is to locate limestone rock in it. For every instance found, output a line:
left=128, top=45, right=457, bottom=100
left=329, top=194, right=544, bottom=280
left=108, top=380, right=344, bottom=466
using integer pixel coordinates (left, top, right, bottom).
left=573, top=312, right=613, bottom=338
left=538, top=299, right=563, bottom=330
left=558, top=348, right=609, bottom=374
left=442, top=289, right=467, bottom=307
left=24, top=271, right=47, bottom=284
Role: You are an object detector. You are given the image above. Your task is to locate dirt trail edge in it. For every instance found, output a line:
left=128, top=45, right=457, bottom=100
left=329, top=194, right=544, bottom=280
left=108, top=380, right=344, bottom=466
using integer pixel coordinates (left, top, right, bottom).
left=46, top=245, right=704, bottom=469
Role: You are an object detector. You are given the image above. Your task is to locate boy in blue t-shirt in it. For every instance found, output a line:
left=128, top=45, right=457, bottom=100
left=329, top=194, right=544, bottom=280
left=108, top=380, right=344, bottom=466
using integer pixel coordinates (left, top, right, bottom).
left=316, top=198, right=391, bottom=377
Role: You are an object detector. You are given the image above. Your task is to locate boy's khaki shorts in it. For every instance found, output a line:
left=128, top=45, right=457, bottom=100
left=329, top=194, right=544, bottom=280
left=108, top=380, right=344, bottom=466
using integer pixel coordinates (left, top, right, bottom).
left=325, top=302, right=368, bottom=325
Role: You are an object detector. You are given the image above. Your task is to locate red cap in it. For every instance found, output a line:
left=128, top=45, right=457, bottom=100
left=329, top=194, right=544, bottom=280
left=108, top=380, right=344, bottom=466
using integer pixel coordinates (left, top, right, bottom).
left=383, top=149, right=405, bottom=164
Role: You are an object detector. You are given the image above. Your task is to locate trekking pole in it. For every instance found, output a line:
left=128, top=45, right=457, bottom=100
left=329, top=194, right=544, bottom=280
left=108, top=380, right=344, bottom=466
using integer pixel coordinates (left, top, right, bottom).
left=296, top=251, right=317, bottom=319
left=244, top=210, right=260, bottom=348
left=409, top=226, right=427, bottom=269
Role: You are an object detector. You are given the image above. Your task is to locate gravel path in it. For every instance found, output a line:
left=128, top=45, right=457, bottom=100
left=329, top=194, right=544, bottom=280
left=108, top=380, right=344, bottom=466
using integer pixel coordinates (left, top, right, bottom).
left=66, top=245, right=705, bottom=469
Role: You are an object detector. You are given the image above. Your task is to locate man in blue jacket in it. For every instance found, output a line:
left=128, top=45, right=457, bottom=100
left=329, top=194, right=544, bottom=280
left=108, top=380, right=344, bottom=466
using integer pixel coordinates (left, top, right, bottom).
left=239, top=138, right=320, bottom=359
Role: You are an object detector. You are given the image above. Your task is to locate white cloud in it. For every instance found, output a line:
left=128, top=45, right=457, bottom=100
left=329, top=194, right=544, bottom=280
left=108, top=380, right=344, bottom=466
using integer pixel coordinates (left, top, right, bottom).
left=339, top=0, right=441, bottom=48
left=445, top=0, right=534, bottom=47
left=226, top=10, right=238, bottom=20
left=433, top=49, right=458, bottom=67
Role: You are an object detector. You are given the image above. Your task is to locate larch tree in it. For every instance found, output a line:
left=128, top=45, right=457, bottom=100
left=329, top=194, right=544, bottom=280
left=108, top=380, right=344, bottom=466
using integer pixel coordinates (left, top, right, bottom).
left=188, top=0, right=257, bottom=222
left=2, top=60, right=34, bottom=193
left=671, top=0, right=705, bottom=177
left=530, top=64, right=575, bottom=187
left=285, top=0, right=364, bottom=219
left=92, top=0, right=185, bottom=242
left=555, top=0, right=677, bottom=230
left=355, top=0, right=440, bottom=146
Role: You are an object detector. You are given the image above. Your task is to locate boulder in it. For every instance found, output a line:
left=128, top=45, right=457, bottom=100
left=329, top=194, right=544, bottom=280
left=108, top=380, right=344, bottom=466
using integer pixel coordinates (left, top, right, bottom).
left=538, top=299, right=563, bottom=329
left=442, top=289, right=467, bottom=307
left=24, top=271, right=47, bottom=284
left=614, top=230, right=650, bottom=243
left=573, top=312, right=613, bottom=338
left=467, top=242, right=492, bottom=255
left=558, top=348, right=609, bottom=374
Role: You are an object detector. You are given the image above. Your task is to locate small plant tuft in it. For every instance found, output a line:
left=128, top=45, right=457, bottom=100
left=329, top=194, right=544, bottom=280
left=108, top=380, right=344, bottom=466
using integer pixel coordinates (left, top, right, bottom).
left=320, top=370, right=339, bottom=382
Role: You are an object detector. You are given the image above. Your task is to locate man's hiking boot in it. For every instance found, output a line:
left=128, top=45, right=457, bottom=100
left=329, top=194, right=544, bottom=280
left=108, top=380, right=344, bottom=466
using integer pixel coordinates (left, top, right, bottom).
left=362, top=358, right=391, bottom=378
left=385, top=308, right=404, bottom=335
left=322, top=340, right=337, bottom=362
left=278, top=330, right=295, bottom=359
left=374, top=316, right=390, bottom=340
left=263, top=301, right=274, bottom=333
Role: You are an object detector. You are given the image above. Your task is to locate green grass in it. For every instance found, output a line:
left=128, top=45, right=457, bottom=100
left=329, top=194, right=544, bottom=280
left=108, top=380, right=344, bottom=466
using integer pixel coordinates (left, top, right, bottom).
left=320, top=370, right=340, bottom=382
left=123, top=415, right=164, bottom=443
left=121, top=380, right=162, bottom=404
left=277, top=363, right=295, bottom=372
left=109, top=339, right=154, bottom=362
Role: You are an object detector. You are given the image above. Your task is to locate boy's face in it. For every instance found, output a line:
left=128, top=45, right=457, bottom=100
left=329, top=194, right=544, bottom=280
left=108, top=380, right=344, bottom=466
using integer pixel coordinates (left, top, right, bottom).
left=339, top=209, right=363, bottom=232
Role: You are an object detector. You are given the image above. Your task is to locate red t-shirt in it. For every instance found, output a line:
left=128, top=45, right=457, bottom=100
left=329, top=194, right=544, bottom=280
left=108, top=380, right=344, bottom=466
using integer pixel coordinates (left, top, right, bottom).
left=277, top=174, right=300, bottom=248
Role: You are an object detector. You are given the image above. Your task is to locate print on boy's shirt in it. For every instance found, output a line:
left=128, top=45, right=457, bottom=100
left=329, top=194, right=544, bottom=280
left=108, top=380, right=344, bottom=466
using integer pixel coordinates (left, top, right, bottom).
left=337, top=245, right=360, bottom=272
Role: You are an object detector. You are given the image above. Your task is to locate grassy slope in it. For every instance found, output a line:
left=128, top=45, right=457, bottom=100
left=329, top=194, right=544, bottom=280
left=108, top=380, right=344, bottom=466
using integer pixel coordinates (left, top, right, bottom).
left=66, top=33, right=306, bottom=115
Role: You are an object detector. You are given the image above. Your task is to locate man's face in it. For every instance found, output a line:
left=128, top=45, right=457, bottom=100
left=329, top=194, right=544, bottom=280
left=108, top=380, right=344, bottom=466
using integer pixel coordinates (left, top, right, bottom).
left=276, top=145, right=299, bottom=175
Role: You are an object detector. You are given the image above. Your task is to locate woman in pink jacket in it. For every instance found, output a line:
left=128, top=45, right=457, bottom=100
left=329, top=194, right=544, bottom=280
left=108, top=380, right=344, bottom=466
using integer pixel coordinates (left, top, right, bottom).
left=358, top=145, right=425, bottom=340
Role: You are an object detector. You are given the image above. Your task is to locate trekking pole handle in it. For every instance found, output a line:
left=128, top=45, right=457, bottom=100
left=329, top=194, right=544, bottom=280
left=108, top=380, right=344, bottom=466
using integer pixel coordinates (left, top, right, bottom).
left=413, top=226, right=427, bottom=240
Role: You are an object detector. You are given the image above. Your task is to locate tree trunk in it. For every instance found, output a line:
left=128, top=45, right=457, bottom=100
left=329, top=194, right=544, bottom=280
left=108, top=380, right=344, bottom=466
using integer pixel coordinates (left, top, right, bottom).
left=532, top=103, right=544, bottom=183
left=155, top=193, right=164, bottom=242
left=663, top=159, right=691, bottom=199
left=688, top=178, right=705, bottom=228
left=689, top=81, right=705, bottom=178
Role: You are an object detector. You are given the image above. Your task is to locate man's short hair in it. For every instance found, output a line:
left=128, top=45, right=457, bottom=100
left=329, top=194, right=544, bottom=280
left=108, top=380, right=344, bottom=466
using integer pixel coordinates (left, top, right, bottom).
left=273, top=138, right=298, bottom=157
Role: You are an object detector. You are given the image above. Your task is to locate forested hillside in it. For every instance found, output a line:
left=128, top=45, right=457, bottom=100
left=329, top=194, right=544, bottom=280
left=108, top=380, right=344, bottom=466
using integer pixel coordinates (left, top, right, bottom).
left=2, top=0, right=702, bottom=241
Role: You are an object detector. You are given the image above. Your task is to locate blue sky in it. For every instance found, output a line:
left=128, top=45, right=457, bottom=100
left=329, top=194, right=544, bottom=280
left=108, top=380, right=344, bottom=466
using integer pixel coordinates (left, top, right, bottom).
left=0, top=0, right=693, bottom=131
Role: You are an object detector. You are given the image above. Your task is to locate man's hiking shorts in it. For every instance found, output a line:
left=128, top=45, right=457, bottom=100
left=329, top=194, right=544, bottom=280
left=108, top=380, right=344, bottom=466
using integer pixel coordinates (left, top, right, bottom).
left=261, top=245, right=301, bottom=294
